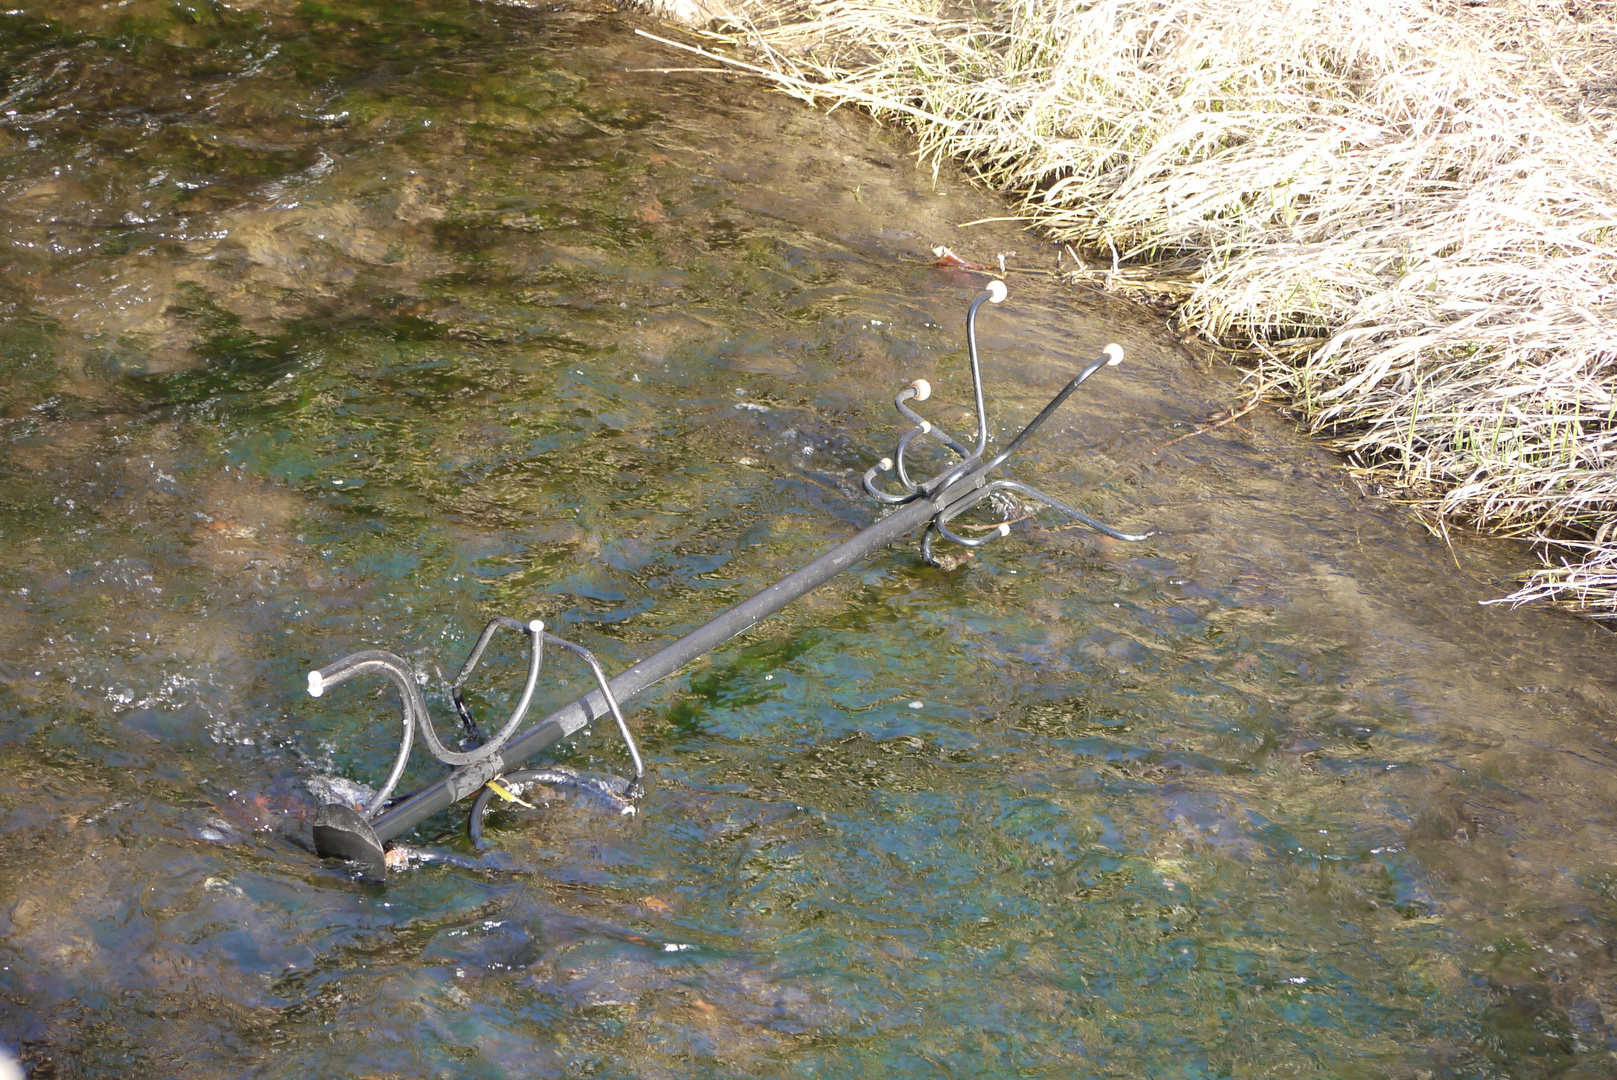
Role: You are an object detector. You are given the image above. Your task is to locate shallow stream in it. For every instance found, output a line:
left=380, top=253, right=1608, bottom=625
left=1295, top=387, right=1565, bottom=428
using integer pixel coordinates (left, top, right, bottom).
left=3, top=3, right=1617, bottom=1077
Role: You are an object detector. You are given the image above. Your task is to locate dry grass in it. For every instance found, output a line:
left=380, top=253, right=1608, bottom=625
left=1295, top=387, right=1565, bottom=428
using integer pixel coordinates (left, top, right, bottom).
left=662, top=0, right=1617, bottom=616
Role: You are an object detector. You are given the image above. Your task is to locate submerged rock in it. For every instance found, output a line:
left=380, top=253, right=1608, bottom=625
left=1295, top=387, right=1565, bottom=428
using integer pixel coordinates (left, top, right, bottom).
left=304, top=775, right=378, bottom=812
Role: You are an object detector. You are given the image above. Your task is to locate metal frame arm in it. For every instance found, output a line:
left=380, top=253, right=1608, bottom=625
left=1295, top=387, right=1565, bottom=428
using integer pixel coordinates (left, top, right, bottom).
left=304, top=280, right=1153, bottom=879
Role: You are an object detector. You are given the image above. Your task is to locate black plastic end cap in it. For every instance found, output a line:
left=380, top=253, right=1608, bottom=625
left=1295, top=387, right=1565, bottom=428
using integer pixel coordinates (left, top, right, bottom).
left=312, top=802, right=388, bottom=882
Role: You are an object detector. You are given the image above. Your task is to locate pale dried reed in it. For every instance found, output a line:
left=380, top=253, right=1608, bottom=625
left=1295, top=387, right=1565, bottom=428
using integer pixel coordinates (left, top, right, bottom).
left=677, top=0, right=1617, bottom=615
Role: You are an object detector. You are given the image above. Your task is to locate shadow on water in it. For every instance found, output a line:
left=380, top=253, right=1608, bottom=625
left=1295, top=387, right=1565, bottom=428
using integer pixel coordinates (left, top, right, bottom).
left=2, top=1, right=1617, bottom=1077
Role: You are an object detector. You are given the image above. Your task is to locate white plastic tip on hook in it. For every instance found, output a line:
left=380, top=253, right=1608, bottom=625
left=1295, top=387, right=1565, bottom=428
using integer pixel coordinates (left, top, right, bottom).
left=986, top=280, right=1008, bottom=304
left=909, top=378, right=931, bottom=401
left=529, top=619, right=545, bottom=633
left=997, top=523, right=1011, bottom=537
left=1103, top=343, right=1124, bottom=366
left=307, top=671, right=324, bottom=698
left=878, top=457, right=894, bottom=471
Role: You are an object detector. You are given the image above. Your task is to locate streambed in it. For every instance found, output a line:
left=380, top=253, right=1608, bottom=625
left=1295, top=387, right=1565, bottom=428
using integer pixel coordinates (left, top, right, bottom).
left=1, top=3, right=1616, bottom=1077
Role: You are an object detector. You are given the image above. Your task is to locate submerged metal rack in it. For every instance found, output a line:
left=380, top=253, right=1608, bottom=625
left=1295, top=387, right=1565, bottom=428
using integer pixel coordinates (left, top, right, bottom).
left=306, top=281, right=1149, bottom=880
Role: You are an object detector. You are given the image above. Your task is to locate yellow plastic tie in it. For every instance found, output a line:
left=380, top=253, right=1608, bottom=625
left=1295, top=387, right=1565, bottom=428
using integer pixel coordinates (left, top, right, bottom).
left=485, top=778, right=536, bottom=810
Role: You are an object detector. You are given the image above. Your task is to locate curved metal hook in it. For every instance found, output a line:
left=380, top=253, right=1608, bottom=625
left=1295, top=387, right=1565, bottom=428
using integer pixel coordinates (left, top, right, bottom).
left=305, top=650, right=421, bottom=819
left=450, top=616, right=546, bottom=751
left=540, top=630, right=645, bottom=796
left=894, top=381, right=970, bottom=459
left=466, top=767, right=636, bottom=851
left=308, top=618, right=646, bottom=866
left=865, top=282, right=1149, bottom=567
left=987, top=479, right=1153, bottom=543
left=962, top=280, right=1007, bottom=460
left=864, top=379, right=976, bottom=504
left=862, top=457, right=912, bottom=504
left=308, top=618, right=547, bottom=817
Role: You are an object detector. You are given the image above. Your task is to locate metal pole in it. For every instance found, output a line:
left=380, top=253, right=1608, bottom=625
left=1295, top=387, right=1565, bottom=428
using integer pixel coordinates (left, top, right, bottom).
left=366, top=490, right=944, bottom=844
left=306, top=285, right=1146, bottom=879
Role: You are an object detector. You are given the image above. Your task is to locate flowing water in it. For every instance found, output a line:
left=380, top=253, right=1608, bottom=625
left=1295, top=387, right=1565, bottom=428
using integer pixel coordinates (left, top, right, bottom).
left=2, top=3, right=1617, bottom=1077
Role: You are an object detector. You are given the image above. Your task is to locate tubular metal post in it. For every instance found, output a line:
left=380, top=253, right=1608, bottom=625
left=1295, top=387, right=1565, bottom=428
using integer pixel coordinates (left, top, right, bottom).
left=363, top=493, right=940, bottom=844
left=310, top=281, right=1151, bottom=872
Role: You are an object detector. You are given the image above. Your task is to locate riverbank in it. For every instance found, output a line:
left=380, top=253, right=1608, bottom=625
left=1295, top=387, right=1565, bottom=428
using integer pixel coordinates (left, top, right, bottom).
left=660, top=0, right=1617, bottom=618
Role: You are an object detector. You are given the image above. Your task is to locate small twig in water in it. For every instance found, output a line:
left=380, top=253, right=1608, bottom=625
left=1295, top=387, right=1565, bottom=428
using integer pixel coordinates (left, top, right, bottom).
left=955, top=216, right=1035, bottom=227
left=1437, top=514, right=1462, bottom=571
left=625, top=67, right=751, bottom=75
left=632, top=29, right=969, bottom=130
left=1100, top=392, right=1264, bottom=486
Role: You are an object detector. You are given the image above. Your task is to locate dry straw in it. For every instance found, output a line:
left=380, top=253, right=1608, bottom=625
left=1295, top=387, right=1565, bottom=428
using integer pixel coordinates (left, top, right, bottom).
left=667, top=0, right=1617, bottom=616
